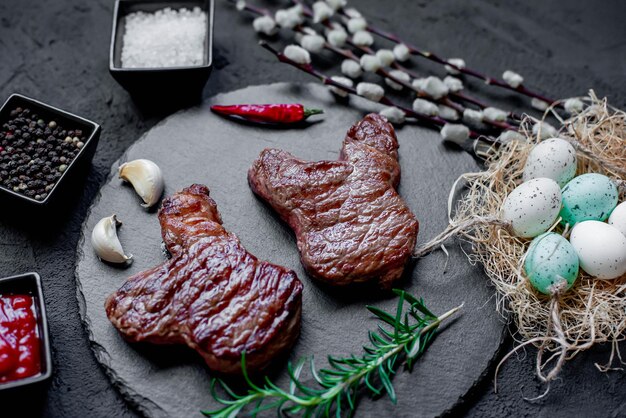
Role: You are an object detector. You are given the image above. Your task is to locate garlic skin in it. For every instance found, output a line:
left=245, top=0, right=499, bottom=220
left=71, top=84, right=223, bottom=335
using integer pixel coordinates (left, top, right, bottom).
left=91, top=215, right=132, bottom=264
left=119, top=159, right=164, bottom=208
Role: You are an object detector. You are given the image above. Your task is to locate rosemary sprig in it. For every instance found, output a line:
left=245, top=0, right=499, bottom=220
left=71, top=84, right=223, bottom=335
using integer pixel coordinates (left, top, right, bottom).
left=202, top=290, right=463, bottom=417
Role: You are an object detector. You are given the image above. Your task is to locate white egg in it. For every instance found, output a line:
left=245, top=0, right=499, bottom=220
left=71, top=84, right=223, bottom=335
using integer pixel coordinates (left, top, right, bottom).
left=501, top=178, right=562, bottom=238
left=522, top=138, right=577, bottom=187
left=609, top=202, right=626, bottom=238
left=569, top=220, right=626, bottom=279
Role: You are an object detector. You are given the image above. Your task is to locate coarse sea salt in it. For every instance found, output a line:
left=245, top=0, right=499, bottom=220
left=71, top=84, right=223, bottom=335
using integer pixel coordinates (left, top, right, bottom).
left=121, top=7, right=207, bottom=69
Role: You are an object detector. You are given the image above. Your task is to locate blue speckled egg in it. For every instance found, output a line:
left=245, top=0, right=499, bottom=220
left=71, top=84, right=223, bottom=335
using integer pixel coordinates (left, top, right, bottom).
left=560, top=173, right=618, bottom=226
left=523, top=138, right=577, bottom=187
left=524, top=232, right=579, bottom=294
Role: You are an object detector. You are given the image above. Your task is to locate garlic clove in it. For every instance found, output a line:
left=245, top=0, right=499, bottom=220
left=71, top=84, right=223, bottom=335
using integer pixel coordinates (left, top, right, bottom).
left=119, top=159, right=164, bottom=208
left=91, top=215, right=132, bottom=264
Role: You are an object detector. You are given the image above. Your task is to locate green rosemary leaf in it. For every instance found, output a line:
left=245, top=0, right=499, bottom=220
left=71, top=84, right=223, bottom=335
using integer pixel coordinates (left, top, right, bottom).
left=320, top=367, right=348, bottom=377
left=369, top=330, right=391, bottom=346
left=288, top=358, right=306, bottom=395
left=386, top=355, right=398, bottom=375
left=363, top=346, right=376, bottom=355
left=219, top=379, right=245, bottom=403
left=341, top=354, right=362, bottom=366
left=284, top=402, right=307, bottom=414
left=328, top=356, right=355, bottom=373
left=263, top=376, right=288, bottom=397
left=250, top=398, right=263, bottom=418
left=366, top=306, right=397, bottom=327
left=315, top=404, right=327, bottom=418
left=335, top=391, right=343, bottom=418
left=377, top=324, right=395, bottom=341
left=275, top=399, right=288, bottom=418
left=378, top=363, right=397, bottom=403
left=201, top=403, right=244, bottom=418
left=416, top=300, right=437, bottom=319
left=289, top=370, right=325, bottom=397
left=363, top=370, right=382, bottom=396
left=394, top=291, right=405, bottom=340
left=396, top=290, right=436, bottom=319
left=240, top=352, right=265, bottom=394
left=324, top=394, right=334, bottom=417
left=345, top=385, right=356, bottom=411
left=209, top=379, right=231, bottom=406
left=393, top=289, right=422, bottom=311
left=407, top=334, right=423, bottom=359
left=250, top=399, right=281, bottom=416
left=310, top=357, right=325, bottom=386
left=403, top=312, right=411, bottom=331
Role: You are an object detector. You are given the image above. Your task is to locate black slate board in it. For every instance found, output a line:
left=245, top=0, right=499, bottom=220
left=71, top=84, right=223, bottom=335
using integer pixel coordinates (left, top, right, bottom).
left=75, top=82, right=505, bottom=418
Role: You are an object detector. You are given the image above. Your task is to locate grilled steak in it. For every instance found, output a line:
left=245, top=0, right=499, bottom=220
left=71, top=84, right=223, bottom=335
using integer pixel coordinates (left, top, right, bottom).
left=248, top=113, right=419, bottom=288
left=105, top=184, right=303, bottom=374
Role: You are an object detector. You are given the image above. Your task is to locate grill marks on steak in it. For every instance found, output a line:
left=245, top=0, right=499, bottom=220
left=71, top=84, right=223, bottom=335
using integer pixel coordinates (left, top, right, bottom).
left=248, top=114, right=419, bottom=288
left=105, top=184, right=303, bottom=374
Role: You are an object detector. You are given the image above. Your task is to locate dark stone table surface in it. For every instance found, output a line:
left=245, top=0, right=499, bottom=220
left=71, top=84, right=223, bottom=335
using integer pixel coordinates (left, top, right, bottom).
left=0, top=0, right=625, bottom=417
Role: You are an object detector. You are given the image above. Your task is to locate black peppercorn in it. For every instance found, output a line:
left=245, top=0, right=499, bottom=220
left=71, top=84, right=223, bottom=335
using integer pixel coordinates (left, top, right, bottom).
left=0, top=106, right=87, bottom=200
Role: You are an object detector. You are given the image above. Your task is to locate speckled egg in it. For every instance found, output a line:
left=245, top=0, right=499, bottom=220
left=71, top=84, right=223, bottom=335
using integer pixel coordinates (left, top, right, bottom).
left=569, top=220, right=626, bottom=280
left=608, top=201, right=626, bottom=238
left=524, top=232, right=579, bottom=294
left=501, top=178, right=562, bottom=238
left=560, top=173, right=618, bottom=226
left=522, top=138, right=577, bottom=187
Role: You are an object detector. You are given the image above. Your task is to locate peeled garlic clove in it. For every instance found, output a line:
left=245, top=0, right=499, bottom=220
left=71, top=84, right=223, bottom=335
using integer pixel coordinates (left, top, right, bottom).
left=91, top=215, right=132, bottom=263
left=119, top=159, right=164, bottom=208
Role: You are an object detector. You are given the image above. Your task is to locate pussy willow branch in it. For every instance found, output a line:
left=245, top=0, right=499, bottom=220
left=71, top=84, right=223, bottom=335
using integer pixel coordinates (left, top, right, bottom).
left=293, top=0, right=523, bottom=125
left=234, top=0, right=516, bottom=133
left=335, top=7, right=560, bottom=107
left=235, top=1, right=460, bottom=123
left=260, top=41, right=484, bottom=140
left=328, top=31, right=518, bottom=132
left=356, top=43, right=522, bottom=127
left=323, top=42, right=514, bottom=129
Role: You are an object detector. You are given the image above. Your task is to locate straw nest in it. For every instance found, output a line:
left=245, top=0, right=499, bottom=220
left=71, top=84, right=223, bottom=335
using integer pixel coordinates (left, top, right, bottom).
left=419, top=92, right=626, bottom=389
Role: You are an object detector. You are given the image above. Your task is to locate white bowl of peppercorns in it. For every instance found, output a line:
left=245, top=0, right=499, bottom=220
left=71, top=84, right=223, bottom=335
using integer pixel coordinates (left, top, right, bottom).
left=0, top=94, right=101, bottom=206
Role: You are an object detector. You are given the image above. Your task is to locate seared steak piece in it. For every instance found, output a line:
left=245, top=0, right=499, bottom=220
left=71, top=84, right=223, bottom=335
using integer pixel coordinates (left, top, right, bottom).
left=105, top=184, right=303, bottom=374
left=248, top=114, right=419, bottom=288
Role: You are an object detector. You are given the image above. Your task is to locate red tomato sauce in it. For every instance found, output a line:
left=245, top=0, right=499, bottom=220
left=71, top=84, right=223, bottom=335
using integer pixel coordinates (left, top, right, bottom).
left=0, top=295, right=41, bottom=383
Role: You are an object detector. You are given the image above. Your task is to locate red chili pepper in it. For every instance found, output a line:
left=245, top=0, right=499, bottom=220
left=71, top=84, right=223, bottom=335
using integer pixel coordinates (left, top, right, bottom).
left=210, top=104, right=323, bottom=124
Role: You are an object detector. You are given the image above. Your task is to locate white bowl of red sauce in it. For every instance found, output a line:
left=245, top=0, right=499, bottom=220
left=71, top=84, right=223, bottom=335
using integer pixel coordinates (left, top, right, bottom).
left=0, top=272, right=51, bottom=390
